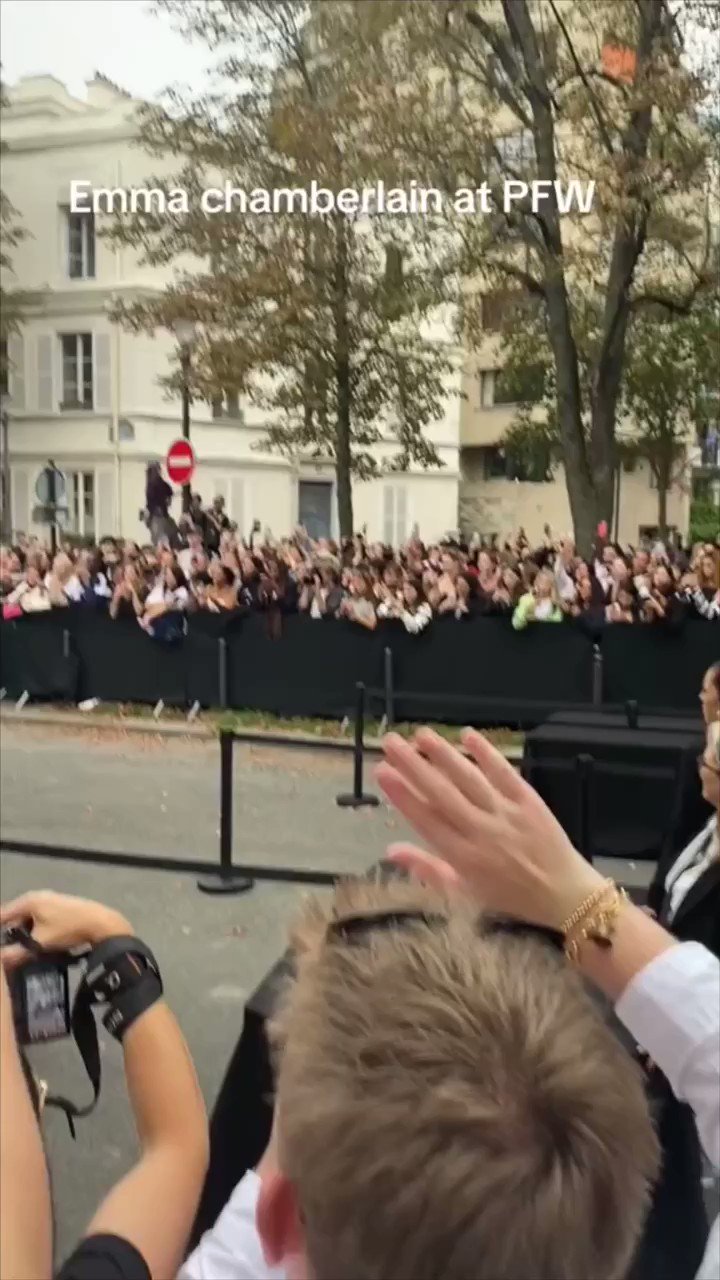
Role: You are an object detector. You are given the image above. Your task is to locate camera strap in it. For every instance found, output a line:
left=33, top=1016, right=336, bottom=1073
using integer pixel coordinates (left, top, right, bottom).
left=15, top=931, right=161, bottom=1139
left=45, top=994, right=103, bottom=1139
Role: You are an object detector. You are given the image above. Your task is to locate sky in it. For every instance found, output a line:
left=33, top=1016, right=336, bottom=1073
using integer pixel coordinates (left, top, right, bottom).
left=0, top=0, right=216, bottom=101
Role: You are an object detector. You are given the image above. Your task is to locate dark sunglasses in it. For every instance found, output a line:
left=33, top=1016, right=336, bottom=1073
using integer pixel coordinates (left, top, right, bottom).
left=326, top=908, right=563, bottom=951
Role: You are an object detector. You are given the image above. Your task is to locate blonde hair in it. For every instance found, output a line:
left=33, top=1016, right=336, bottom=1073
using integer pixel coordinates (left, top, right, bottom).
left=533, top=567, right=560, bottom=605
left=270, top=879, right=659, bottom=1280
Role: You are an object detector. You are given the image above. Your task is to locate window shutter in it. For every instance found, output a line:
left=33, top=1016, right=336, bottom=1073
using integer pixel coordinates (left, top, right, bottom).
left=382, top=485, right=395, bottom=545
left=96, top=468, right=117, bottom=537
left=396, top=486, right=408, bottom=544
left=7, top=335, right=25, bottom=409
left=94, top=333, right=111, bottom=410
left=230, top=477, right=245, bottom=529
left=11, top=467, right=30, bottom=536
left=37, top=335, right=53, bottom=411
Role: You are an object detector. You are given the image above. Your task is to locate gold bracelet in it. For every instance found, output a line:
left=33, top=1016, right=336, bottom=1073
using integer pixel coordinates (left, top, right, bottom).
left=563, top=882, right=629, bottom=963
left=561, top=879, right=615, bottom=934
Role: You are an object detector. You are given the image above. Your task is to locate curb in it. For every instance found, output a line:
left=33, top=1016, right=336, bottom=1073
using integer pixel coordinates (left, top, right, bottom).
left=1, top=706, right=215, bottom=739
left=0, top=705, right=525, bottom=760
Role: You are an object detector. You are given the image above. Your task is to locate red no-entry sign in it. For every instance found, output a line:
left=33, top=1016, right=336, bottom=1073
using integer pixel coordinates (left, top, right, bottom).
left=166, top=439, right=196, bottom=486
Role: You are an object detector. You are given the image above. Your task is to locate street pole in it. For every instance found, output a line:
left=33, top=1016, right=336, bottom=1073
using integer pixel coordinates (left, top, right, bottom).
left=181, top=346, right=191, bottom=514
left=48, top=458, right=58, bottom=557
left=0, top=405, right=10, bottom=543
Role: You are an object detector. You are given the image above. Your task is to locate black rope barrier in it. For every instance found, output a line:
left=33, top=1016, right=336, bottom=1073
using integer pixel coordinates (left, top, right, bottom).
left=2, top=668, right=697, bottom=892
left=336, top=682, right=380, bottom=809
left=197, top=731, right=255, bottom=896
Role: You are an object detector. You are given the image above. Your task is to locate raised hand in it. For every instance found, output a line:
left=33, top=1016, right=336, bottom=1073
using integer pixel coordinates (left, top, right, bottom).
left=377, top=728, right=602, bottom=928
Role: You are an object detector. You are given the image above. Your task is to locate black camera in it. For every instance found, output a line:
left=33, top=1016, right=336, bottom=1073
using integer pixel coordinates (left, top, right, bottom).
left=1, top=926, right=84, bottom=1047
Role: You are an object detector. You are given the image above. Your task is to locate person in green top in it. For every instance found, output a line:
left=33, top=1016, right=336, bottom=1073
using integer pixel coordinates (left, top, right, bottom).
left=512, top=568, right=564, bottom=630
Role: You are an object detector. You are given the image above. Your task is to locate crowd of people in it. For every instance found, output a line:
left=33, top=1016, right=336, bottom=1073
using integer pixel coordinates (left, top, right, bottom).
left=1, top=675, right=719, bottom=1280
left=1, top=490, right=718, bottom=636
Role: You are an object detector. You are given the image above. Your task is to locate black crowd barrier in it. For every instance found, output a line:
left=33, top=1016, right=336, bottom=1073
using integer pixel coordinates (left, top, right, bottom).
left=1, top=609, right=715, bottom=723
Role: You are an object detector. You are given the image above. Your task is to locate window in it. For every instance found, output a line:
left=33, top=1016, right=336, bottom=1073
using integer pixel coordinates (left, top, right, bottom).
left=67, top=470, right=95, bottom=537
left=481, top=291, right=542, bottom=334
left=479, top=371, right=494, bottom=408
left=66, top=209, right=95, bottom=279
left=0, top=339, right=7, bottom=398
left=61, top=334, right=93, bottom=409
left=383, top=484, right=409, bottom=546
left=480, top=444, right=551, bottom=483
left=212, top=391, right=242, bottom=419
left=493, top=364, right=545, bottom=406
left=493, top=130, right=535, bottom=172
left=482, top=446, right=509, bottom=480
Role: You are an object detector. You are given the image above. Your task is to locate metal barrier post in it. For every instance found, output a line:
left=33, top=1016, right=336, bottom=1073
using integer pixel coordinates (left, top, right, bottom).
left=197, top=731, right=255, bottom=894
left=383, top=646, right=395, bottom=730
left=336, top=682, right=380, bottom=809
left=592, top=645, right=603, bottom=707
left=575, top=753, right=594, bottom=863
left=218, top=637, right=228, bottom=710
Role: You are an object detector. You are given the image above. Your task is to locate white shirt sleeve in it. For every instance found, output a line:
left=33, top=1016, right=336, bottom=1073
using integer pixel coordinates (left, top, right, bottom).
left=615, top=943, right=719, bottom=1169
left=177, top=1170, right=286, bottom=1280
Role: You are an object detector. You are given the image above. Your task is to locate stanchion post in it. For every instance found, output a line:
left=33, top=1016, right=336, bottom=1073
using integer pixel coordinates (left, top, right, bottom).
left=575, top=753, right=594, bottom=863
left=197, top=730, right=254, bottom=894
left=218, top=636, right=228, bottom=710
left=62, top=629, right=70, bottom=660
left=592, top=645, right=603, bottom=707
left=383, top=646, right=395, bottom=730
left=336, top=682, right=380, bottom=809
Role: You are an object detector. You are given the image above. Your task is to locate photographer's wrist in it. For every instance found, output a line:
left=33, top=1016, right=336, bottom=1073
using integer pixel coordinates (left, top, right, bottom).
left=86, top=908, right=133, bottom=944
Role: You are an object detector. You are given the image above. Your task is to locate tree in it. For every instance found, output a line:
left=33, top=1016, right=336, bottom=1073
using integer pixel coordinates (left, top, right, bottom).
left=621, top=293, right=719, bottom=536
left=352, top=0, right=718, bottom=552
left=491, top=284, right=719, bottom=540
left=107, top=0, right=454, bottom=536
left=0, top=83, right=26, bottom=372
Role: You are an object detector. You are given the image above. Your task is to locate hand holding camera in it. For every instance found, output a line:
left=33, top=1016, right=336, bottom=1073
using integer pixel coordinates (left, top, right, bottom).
left=1, top=891, right=160, bottom=1056
left=1, top=890, right=131, bottom=971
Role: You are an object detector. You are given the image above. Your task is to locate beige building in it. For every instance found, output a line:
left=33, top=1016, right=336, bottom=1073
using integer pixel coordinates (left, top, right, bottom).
left=458, top=360, right=690, bottom=546
left=0, top=75, right=461, bottom=545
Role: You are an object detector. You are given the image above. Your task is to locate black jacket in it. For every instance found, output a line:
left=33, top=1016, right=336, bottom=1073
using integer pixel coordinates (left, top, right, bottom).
left=647, top=822, right=720, bottom=958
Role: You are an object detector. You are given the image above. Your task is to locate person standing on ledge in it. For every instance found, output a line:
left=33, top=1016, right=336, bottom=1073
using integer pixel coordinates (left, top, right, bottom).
left=144, top=462, right=175, bottom=548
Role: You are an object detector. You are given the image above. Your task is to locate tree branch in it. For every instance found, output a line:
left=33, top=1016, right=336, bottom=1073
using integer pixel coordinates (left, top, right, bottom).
left=462, top=9, right=533, bottom=130
left=630, top=280, right=707, bottom=315
left=547, top=0, right=616, bottom=155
